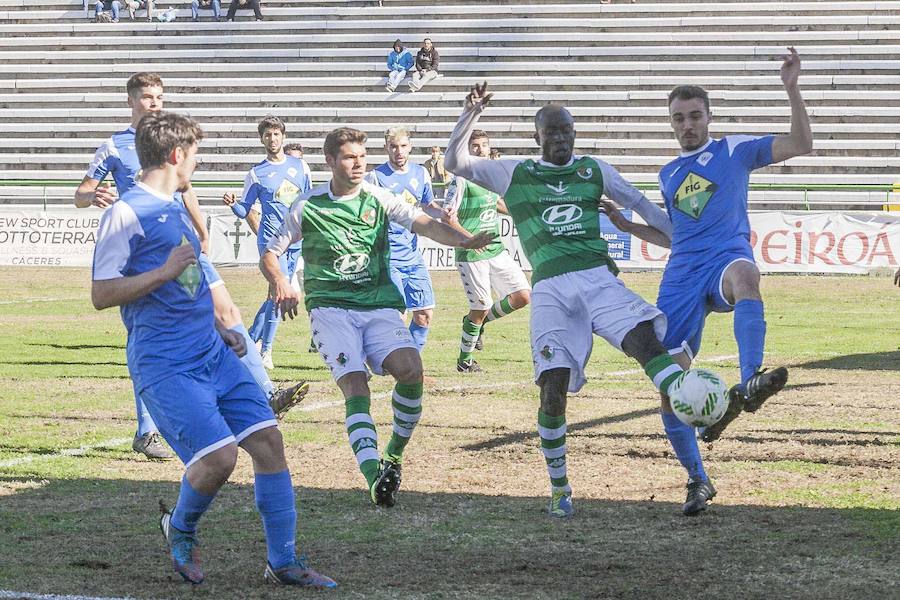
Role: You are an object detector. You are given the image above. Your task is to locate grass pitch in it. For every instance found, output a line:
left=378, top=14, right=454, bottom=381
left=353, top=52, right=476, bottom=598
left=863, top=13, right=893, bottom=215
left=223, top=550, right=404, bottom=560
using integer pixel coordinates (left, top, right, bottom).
left=0, top=267, right=898, bottom=599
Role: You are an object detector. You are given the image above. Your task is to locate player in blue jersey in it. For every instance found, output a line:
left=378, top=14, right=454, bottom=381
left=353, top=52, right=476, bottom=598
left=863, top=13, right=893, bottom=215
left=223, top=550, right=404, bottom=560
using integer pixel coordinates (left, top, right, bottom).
left=364, top=126, right=444, bottom=351
left=602, top=48, right=812, bottom=515
left=223, top=116, right=311, bottom=369
left=74, top=74, right=307, bottom=461
left=90, top=111, right=335, bottom=588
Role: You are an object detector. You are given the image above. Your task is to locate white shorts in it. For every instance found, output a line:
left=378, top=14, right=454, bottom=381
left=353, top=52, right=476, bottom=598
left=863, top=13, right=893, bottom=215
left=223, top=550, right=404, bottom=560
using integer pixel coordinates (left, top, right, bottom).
left=456, top=251, right=531, bottom=310
left=530, top=265, right=666, bottom=393
left=309, top=307, right=416, bottom=381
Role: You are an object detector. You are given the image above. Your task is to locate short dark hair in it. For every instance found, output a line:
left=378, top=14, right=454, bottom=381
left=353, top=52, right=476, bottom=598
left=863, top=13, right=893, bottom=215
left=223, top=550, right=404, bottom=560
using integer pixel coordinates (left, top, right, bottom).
left=126, top=72, right=163, bottom=98
left=283, top=143, right=304, bottom=154
left=135, top=111, right=203, bottom=170
left=257, top=115, right=285, bottom=138
left=323, top=127, right=367, bottom=158
left=469, top=129, right=489, bottom=143
left=668, top=85, right=710, bottom=112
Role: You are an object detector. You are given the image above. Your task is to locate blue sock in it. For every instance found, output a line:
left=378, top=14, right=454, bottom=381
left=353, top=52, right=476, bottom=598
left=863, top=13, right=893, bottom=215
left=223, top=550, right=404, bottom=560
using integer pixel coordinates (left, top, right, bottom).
left=734, top=299, right=766, bottom=385
left=249, top=299, right=270, bottom=343
left=261, top=301, right=281, bottom=354
left=230, top=324, right=274, bottom=396
left=255, top=470, right=297, bottom=569
left=134, top=393, right=157, bottom=436
left=409, top=322, right=429, bottom=352
left=171, top=475, right=215, bottom=533
left=661, top=411, right=707, bottom=482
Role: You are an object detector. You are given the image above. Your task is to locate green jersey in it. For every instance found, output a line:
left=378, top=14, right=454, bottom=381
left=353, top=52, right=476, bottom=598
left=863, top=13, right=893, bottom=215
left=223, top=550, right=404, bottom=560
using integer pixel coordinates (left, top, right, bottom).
left=503, top=156, right=616, bottom=285
left=267, top=181, right=423, bottom=312
left=444, top=176, right=505, bottom=263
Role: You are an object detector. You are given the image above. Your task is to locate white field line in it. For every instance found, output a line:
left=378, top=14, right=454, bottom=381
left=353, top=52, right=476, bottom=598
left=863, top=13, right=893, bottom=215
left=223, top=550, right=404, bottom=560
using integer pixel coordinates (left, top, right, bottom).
left=605, top=354, right=739, bottom=377
left=0, top=437, right=130, bottom=468
left=0, top=297, right=81, bottom=305
left=0, top=591, right=142, bottom=600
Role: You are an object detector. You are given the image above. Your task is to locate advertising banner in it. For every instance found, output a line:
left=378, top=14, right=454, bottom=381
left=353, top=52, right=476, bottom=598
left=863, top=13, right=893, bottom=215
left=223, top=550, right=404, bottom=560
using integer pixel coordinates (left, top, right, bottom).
left=1, top=206, right=897, bottom=275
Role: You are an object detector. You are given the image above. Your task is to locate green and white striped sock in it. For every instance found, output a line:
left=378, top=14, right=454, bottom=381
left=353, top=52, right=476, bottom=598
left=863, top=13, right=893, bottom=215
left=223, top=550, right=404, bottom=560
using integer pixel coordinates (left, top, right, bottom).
left=644, top=354, right=685, bottom=396
left=345, top=395, right=380, bottom=486
left=384, top=382, right=423, bottom=464
left=484, top=296, right=514, bottom=323
left=458, top=316, right=482, bottom=362
left=538, top=410, right=570, bottom=493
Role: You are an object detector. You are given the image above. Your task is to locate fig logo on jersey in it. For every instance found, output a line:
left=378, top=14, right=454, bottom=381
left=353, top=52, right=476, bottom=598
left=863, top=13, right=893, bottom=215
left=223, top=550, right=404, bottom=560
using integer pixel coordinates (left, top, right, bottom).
left=673, top=172, right=717, bottom=220
left=334, top=253, right=370, bottom=275
left=541, top=204, right=583, bottom=226
left=479, top=208, right=498, bottom=223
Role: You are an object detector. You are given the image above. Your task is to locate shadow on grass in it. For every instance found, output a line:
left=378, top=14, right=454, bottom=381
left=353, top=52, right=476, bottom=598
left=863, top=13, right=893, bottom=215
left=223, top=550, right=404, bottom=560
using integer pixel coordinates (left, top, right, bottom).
left=25, top=342, right=126, bottom=351
left=0, top=477, right=896, bottom=600
left=794, top=350, right=900, bottom=372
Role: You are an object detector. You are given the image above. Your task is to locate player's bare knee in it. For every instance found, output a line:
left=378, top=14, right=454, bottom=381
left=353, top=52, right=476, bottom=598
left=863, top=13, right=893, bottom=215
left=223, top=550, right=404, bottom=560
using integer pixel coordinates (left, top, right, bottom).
left=337, top=372, right=371, bottom=399
left=660, top=393, right=673, bottom=413
left=724, top=261, right=762, bottom=303
left=468, top=309, right=489, bottom=323
left=538, top=368, right=569, bottom=416
left=509, top=289, right=531, bottom=309
left=241, top=427, right=287, bottom=470
left=393, top=360, right=424, bottom=385
left=199, top=444, right=238, bottom=482
left=621, top=320, right=667, bottom=365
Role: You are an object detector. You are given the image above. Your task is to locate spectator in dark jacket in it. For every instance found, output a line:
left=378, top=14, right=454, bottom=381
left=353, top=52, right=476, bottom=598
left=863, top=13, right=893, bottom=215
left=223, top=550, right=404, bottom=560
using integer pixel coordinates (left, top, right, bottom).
left=226, top=0, right=262, bottom=21
left=408, top=38, right=439, bottom=93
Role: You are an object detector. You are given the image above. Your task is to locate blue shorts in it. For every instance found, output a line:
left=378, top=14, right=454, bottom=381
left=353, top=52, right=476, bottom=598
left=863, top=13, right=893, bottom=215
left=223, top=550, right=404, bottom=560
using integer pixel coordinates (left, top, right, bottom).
left=140, top=343, right=276, bottom=468
left=198, top=254, right=223, bottom=288
left=657, top=251, right=755, bottom=358
left=390, top=262, right=435, bottom=311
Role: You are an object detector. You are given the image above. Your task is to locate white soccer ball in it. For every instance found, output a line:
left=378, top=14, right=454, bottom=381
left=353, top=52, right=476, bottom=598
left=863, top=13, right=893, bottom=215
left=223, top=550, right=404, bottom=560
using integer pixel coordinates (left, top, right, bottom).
left=668, top=368, right=729, bottom=428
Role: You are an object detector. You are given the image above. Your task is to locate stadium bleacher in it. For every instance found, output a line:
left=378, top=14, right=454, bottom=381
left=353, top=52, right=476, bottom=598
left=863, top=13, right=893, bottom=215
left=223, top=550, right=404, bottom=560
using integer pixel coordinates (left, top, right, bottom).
left=0, top=0, right=897, bottom=207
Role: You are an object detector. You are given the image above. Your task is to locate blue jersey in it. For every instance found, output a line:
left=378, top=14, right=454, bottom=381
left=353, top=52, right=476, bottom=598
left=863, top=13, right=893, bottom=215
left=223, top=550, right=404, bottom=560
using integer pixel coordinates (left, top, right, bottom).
left=230, top=156, right=311, bottom=250
left=366, top=162, right=433, bottom=268
left=658, top=135, right=775, bottom=271
left=92, top=182, right=222, bottom=392
left=86, top=127, right=142, bottom=192
left=86, top=127, right=185, bottom=204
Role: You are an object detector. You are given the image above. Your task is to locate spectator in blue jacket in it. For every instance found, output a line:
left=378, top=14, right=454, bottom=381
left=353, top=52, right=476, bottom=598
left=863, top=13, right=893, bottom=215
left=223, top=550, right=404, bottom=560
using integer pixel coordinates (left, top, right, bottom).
left=385, top=39, right=415, bottom=93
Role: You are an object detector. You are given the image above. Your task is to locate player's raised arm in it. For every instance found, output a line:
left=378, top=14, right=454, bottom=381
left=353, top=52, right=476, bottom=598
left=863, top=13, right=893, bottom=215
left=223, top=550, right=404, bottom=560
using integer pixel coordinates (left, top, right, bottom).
left=771, top=47, right=813, bottom=163
left=444, top=82, right=518, bottom=196
left=594, top=158, right=673, bottom=240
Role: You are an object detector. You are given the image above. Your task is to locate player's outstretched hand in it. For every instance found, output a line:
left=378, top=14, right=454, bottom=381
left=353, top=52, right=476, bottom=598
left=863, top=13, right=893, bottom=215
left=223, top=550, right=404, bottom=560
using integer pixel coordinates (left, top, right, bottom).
left=780, top=47, right=801, bottom=89
left=894, top=267, right=900, bottom=287
left=599, top=200, right=632, bottom=233
left=220, top=328, right=247, bottom=357
left=270, top=280, right=300, bottom=320
left=92, top=184, right=118, bottom=208
left=460, top=231, right=497, bottom=251
left=160, top=244, right=197, bottom=281
left=222, top=192, right=236, bottom=206
left=465, top=81, right=493, bottom=111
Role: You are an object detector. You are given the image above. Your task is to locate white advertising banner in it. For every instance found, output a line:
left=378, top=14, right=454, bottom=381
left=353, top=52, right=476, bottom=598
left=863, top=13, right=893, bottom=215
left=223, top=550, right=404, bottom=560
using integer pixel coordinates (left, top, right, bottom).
left=1, top=206, right=897, bottom=275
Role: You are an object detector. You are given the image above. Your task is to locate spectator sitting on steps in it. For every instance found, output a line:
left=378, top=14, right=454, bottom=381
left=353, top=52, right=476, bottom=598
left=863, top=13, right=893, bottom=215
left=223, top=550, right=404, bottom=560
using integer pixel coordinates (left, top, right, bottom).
left=226, top=0, right=263, bottom=21
left=408, top=38, right=440, bottom=93
left=93, top=0, right=121, bottom=22
left=386, top=39, right=415, bottom=93
left=191, top=0, right=221, bottom=21
left=123, top=0, right=154, bottom=20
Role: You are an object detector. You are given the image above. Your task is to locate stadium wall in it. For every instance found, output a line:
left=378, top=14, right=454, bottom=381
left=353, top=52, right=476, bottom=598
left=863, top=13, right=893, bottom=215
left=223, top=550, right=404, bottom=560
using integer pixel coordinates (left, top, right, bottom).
left=0, top=206, right=897, bottom=274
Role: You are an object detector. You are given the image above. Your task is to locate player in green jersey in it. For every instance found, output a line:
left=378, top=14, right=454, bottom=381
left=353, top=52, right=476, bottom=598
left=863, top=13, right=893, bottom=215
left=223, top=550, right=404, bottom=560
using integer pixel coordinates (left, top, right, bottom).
left=260, top=127, right=494, bottom=507
left=445, top=83, right=702, bottom=518
left=445, top=129, right=531, bottom=373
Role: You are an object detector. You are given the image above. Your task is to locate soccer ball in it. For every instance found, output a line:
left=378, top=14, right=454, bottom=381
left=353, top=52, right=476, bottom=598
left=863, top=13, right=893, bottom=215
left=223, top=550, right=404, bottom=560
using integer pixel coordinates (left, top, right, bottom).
left=668, top=368, right=729, bottom=428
